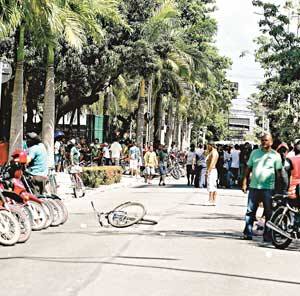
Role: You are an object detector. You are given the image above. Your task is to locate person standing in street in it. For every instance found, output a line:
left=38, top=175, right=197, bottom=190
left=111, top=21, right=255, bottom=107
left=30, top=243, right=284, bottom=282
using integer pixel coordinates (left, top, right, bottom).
left=102, top=143, right=111, bottom=165
left=110, top=139, right=122, bottom=166
left=242, top=133, right=282, bottom=242
left=144, top=145, right=158, bottom=184
left=129, top=141, right=140, bottom=177
left=158, top=145, right=168, bottom=186
left=186, top=144, right=196, bottom=186
left=205, top=142, right=219, bottom=206
left=230, top=144, right=240, bottom=186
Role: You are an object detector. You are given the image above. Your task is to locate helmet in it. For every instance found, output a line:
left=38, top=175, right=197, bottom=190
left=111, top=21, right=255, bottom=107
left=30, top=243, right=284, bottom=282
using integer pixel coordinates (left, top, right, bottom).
left=11, top=149, right=28, bottom=164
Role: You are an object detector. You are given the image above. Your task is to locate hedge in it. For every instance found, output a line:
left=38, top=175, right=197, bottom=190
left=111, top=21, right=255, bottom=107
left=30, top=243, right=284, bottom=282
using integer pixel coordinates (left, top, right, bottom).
left=82, top=166, right=122, bottom=188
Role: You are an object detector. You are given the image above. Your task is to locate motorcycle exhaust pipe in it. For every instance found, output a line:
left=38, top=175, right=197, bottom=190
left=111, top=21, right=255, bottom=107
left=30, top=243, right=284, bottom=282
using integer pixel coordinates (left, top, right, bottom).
left=266, top=221, right=292, bottom=240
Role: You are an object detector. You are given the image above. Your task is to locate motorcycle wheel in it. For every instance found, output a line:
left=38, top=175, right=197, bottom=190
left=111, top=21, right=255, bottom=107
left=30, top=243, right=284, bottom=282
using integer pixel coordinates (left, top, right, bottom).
left=26, top=201, right=47, bottom=231
left=41, top=200, right=54, bottom=229
left=46, top=199, right=63, bottom=226
left=0, top=209, right=21, bottom=246
left=54, top=199, right=68, bottom=225
left=270, top=207, right=292, bottom=250
left=8, top=205, right=32, bottom=243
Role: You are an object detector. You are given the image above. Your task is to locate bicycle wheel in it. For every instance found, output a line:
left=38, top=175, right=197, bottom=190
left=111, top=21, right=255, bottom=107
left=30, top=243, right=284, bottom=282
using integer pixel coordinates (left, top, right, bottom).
left=170, top=168, right=181, bottom=180
left=0, top=209, right=21, bottom=246
left=108, top=202, right=146, bottom=228
left=73, top=175, right=85, bottom=198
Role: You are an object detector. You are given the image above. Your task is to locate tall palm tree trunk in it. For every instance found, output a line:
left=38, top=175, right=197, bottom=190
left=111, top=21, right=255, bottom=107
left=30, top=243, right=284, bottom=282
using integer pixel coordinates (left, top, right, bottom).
left=9, top=26, right=25, bottom=156
left=136, top=79, right=146, bottom=148
left=154, top=95, right=163, bottom=145
left=103, top=87, right=111, bottom=142
left=42, top=45, right=55, bottom=168
left=165, top=97, right=175, bottom=148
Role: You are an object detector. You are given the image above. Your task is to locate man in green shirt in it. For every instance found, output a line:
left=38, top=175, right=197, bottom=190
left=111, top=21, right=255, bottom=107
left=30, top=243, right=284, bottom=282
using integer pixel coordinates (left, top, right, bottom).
left=242, top=134, right=282, bottom=241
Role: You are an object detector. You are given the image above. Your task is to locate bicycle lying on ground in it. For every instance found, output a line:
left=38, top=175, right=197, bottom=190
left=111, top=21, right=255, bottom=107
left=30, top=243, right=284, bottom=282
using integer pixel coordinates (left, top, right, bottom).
left=91, top=201, right=158, bottom=228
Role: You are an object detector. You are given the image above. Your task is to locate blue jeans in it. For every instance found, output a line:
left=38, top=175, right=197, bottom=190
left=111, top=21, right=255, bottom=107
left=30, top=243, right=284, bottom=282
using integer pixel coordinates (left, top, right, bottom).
left=243, top=188, right=273, bottom=238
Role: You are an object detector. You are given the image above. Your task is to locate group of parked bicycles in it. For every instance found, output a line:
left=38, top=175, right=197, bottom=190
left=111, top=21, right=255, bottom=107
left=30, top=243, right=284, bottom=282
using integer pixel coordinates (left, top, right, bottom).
left=0, top=151, right=68, bottom=246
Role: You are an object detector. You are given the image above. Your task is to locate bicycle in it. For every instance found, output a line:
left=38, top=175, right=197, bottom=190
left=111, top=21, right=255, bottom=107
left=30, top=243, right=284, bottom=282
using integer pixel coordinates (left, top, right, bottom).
left=91, top=201, right=158, bottom=228
left=65, top=162, right=86, bottom=198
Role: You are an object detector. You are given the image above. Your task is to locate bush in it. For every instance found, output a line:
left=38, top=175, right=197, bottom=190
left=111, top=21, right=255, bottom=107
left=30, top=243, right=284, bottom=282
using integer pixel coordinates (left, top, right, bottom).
left=82, top=166, right=122, bottom=188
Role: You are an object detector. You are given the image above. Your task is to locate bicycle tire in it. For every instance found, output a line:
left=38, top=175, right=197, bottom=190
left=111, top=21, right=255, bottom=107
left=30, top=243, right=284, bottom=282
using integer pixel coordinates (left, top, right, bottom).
left=73, top=175, right=85, bottom=198
left=108, top=202, right=146, bottom=228
left=137, top=218, right=158, bottom=225
left=170, top=168, right=181, bottom=180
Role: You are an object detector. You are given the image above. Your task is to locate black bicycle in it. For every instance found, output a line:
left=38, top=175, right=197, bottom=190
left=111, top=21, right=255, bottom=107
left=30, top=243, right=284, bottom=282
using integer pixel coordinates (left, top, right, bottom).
left=91, top=201, right=158, bottom=228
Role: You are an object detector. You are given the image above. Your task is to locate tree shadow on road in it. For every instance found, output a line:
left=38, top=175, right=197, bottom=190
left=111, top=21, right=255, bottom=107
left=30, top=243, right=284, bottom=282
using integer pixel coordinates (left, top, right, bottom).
left=179, top=213, right=244, bottom=221
left=38, top=228, right=243, bottom=241
left=0, top=255, right=300, bottom=286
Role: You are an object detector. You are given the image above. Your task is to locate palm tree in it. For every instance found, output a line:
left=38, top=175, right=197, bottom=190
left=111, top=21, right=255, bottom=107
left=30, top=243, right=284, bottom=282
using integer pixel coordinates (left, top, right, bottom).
left=0, top=0, right=61, bottom=155
left=41, top=0, right=122, bottom=166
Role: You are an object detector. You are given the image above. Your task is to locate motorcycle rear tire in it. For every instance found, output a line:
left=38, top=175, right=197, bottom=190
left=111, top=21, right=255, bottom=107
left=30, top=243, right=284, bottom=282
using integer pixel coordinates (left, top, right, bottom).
left=270, top=207, right=292, bottom=250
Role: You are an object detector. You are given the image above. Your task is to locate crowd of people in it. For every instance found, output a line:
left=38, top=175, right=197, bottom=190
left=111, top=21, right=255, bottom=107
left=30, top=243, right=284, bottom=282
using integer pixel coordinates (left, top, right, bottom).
left=2, top=130, right=300, bottom=245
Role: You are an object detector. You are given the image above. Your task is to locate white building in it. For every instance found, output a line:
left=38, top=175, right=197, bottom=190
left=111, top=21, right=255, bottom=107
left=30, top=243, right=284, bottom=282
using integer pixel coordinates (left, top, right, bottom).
left=228, top=98, right=256, bottom=142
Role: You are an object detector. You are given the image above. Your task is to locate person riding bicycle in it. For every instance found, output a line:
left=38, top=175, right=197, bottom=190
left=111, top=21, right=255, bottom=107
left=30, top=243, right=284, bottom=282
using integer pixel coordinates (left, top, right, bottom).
left=25, top=132, right=48, bottom=194
left=69, top=139, right=82, bottom=175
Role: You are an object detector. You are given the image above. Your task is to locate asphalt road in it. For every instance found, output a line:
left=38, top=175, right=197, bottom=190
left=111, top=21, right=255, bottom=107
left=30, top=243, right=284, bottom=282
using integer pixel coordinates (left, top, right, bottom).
left=1, top=177, right=300, bottom=296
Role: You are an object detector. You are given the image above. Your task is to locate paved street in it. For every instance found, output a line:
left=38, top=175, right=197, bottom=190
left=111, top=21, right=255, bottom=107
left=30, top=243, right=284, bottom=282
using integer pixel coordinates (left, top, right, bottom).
left=1, top=176, right=300, bottom=296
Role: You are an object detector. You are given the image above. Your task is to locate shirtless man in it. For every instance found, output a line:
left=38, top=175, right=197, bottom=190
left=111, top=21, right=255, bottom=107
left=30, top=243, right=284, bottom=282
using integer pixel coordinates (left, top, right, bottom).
left=206, top=142, right=219, bottom=206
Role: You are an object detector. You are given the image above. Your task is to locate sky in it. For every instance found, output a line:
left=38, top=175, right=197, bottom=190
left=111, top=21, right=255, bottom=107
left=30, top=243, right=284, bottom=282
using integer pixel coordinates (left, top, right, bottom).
left=215, top=0, right=285, bottom=100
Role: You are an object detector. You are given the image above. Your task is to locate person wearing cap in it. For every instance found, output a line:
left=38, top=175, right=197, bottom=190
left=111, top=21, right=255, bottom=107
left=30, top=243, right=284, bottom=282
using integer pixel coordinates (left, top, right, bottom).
left=205, top=142, right=219, bottom=206
left=26, top=132, right=48, bottom=193
left=242, top=133, right=282, bottom=241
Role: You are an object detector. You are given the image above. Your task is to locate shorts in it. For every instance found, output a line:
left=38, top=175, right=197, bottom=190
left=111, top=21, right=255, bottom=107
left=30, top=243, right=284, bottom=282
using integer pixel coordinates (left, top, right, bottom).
left=207, top=168, right=218, bottom=192
left=54, top=154, right=61, bottom=165
left=69, top=165, right=83, bottom=174
left=130, top=159, right=138, bottom=170
left=145, top=167, right=155, bottom=176
left=159, top=162, right=167, bottom=175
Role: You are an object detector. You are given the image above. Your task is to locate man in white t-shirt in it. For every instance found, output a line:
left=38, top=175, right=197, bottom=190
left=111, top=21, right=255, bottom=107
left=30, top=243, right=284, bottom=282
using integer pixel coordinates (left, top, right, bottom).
left=110, top=140, right=122, bottom=166
left=230, top=144, right=240, bottom=185
left=129, top=142, right=141, bottom=177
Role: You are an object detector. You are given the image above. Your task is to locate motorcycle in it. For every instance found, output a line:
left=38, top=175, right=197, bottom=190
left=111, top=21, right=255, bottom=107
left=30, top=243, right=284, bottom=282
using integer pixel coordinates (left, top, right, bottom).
left=0, top=188, right=21, bottom=246
left=266, top=194, right=300, bottom=249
